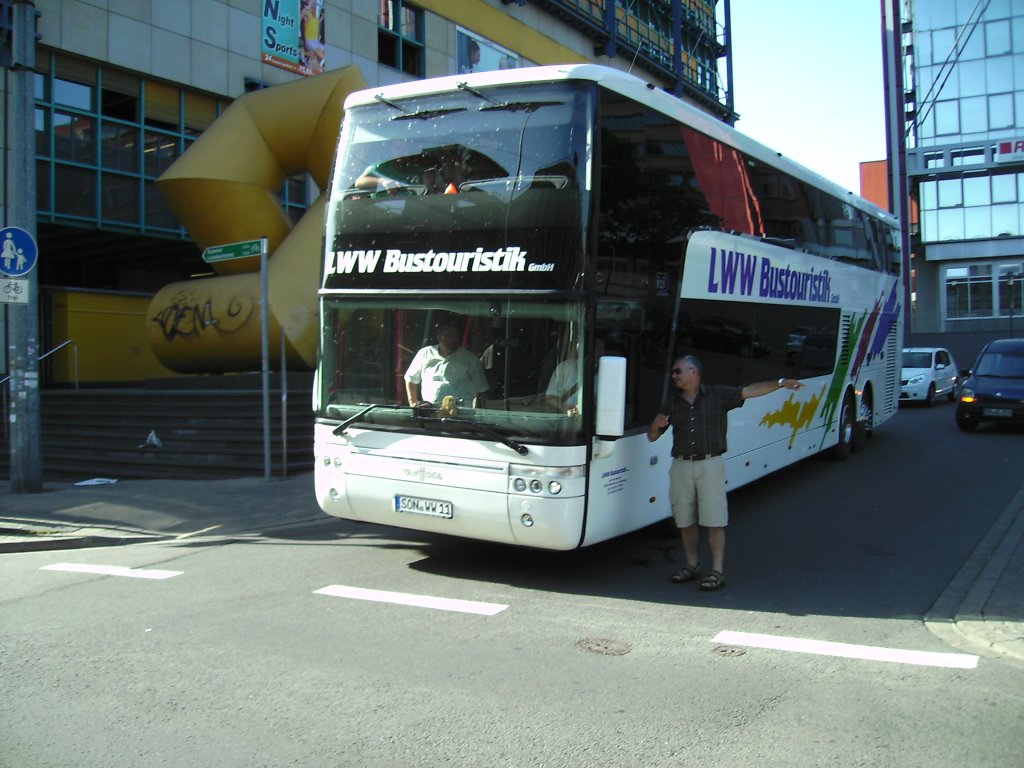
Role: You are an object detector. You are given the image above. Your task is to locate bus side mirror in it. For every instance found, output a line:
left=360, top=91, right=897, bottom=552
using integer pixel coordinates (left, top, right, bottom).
left=595, top=356, right=626, bottom=438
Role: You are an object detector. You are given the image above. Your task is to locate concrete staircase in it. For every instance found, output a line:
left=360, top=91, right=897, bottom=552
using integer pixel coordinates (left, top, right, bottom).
left=0, top=376, right=315, bottom=481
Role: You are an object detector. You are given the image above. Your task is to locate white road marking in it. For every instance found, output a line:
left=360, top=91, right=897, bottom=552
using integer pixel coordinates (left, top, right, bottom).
left=41, top=563, right=183, bottom=580
left=175, top=525, right=222, bottom=539
left=314, top=584, right=508, bottom=616
left=713, top=630, right=979, bottom=669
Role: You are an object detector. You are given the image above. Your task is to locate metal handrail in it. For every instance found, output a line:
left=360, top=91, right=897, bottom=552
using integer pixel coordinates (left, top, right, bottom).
left=1, top=339, right=78, bottom=441
left=0, top=338, right=78, bottom=390
left=39, top=339, right=79, bottom=390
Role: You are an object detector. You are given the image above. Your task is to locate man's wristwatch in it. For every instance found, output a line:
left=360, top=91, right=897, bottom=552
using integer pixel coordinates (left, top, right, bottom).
left=778, top=378, right=785, bottom=388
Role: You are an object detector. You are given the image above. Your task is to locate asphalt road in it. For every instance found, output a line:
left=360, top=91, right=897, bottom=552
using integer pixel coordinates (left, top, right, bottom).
left=2, top=399, right=1022, bottom=767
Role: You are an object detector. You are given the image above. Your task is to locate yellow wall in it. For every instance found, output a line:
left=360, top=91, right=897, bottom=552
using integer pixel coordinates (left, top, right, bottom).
left=48, top=289, right=178, bottom=384
left=415, top=0, right=589, bottom=65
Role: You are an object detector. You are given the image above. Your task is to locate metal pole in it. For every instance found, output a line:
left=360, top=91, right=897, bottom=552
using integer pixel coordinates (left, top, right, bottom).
left=260, top=236, right=271, bottom=481
left=6, top=0, right=41, bottom=492
left=280, top=329, right=287, bottom=479
left=723, top=0, right=734, bottom=123
left=882, top=0, right=912, bottom=332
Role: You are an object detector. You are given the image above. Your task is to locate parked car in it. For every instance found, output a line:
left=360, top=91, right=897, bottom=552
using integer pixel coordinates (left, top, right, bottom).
left=900, top=347, right=958, bottom=405
left=955, top=338, right=1024, bottom=431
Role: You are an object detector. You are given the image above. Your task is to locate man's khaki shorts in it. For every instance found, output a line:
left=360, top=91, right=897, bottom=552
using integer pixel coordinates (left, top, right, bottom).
left=668, top=455, right=729, bottom=528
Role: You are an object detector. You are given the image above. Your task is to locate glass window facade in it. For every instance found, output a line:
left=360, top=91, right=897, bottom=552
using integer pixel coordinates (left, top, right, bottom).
left=913, top=3, right=1024, bottom=145
left=920, top=170, right=1024, bottom=241
left=378, top=0, right=425, bottom=77
left=945, top=261, right=1024, bottom=319
left=33, top=53, right=307, bottom=237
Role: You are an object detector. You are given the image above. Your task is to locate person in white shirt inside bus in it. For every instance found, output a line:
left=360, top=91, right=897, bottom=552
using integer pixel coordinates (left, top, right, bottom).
left=405, top=321, right=489, bottom=408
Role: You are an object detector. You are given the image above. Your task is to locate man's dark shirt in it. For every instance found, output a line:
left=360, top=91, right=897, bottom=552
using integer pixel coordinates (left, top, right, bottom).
left=659, top=384, right=744, bottom=457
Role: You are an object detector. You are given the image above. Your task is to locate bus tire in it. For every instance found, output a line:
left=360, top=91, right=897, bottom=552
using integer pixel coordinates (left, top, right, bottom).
left=831, top=393, right=855, bottom=461
left=853, top=389, right=873, bottom=452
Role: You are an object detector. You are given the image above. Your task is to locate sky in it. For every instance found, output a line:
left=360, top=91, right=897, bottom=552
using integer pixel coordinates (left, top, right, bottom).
left=725, top=1, right=889, bottom=193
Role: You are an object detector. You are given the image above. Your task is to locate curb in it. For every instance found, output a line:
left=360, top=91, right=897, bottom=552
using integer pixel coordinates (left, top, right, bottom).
left=924, top=483, right=1024, bottom=664
left=0, top=518, right=169, bottom=554
left=0, top=531, right=166, bottom=554
left=0, top=515, right=339, bottom=554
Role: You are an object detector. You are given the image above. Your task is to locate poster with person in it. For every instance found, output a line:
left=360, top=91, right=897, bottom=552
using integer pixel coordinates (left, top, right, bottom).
left=262, top=0, right=326, bottom=77
left=456, top=29, right=520, bottom=75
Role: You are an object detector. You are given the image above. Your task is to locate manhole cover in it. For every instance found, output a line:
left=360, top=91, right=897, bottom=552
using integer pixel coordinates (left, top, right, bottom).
left=712, top=645, right=746, bottom=657
left=576, top=638, right=632, bottom=656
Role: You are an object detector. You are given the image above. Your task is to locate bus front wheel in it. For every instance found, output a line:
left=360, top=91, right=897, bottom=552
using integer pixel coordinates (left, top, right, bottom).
left=832, top=393, right=855, bottom=461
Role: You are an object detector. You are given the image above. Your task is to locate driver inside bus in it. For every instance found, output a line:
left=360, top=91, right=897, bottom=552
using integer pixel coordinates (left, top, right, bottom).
left=405, top=321, right=489, bottom=408
left=355, top=145, right=474, bottom=195
left=546, top=340, right=581, bottom=415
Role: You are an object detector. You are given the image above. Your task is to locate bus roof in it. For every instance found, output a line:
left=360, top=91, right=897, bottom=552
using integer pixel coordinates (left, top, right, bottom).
left=343, top=64, right=897, bottom=227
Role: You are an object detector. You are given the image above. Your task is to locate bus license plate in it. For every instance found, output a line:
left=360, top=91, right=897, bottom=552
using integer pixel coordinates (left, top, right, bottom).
left=395, top=495, right=453, bottom=519
left=983, top=407, right=1013, bottom=417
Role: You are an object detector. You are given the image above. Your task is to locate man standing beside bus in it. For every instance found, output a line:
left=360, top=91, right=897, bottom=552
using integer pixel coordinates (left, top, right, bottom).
left=647, top=355, right=803, bottom=591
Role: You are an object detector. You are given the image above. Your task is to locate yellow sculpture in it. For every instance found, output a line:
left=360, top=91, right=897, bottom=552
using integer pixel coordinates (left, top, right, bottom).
left=150, top=66, right=367, bottom=372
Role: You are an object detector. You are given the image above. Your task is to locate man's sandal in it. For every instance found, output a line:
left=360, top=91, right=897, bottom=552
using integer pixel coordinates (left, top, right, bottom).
left=670, top=564, right=700, bottom=583
left=699, top=570, right=725, bottom=591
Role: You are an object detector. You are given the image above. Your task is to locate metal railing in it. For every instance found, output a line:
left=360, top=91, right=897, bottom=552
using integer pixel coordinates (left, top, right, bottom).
left=38, top=339, right=80, bottom=390
left=1, top=339, right=78, bottom=441
left=0, top=339, right=79, bottom=390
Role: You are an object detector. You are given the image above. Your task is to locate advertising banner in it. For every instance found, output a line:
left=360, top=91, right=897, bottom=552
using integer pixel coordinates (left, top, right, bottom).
left=262, top=0, right=325, bottom=77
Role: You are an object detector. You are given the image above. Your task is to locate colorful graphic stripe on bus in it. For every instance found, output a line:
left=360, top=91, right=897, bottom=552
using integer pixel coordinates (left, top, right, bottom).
left=759, top=386, right=826, bottom=448
left=816, top=310, right=867, bottom=448
left=867, top=283, right=901, bottom=362
left=849, top=294, right=883, bottom=382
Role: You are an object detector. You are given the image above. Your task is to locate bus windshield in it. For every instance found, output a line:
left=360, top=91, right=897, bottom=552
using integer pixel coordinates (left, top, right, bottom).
left=324, top=82, right=593, bottom=292
left=317, top=297, right=588, bottom=444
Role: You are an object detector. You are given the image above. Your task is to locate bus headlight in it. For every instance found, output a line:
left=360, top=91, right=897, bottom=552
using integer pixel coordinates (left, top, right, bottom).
left=510, top=464, right=584, bottom=496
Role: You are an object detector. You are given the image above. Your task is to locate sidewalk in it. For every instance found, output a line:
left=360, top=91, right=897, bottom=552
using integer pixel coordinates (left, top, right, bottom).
left=2, top=472, right=1022, bottom=665
left=0, top=473, right=328, bottom=552
left=925, top=482, right=1024, bottom=664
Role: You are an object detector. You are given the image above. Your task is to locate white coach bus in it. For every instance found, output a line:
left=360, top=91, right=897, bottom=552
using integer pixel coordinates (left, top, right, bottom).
left=314, top=64, right=903, bottom=550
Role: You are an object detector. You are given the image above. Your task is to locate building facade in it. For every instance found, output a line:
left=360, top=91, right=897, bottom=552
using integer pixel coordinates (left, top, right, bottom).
left=903, top=0, right=1024, bottom=338
left=1, top=0, right=730, bottom=382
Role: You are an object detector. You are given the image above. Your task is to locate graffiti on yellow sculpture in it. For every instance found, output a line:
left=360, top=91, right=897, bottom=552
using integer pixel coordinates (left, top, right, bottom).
left=151, top=284, right=254, bottom=341
left=149, top=65, right=367, bottom=373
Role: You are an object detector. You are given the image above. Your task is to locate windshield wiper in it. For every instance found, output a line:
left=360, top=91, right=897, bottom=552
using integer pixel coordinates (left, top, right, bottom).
left=479, top=100, right=563, bottom=113
left=332, top=403, right=403, bottom=435
left=457, top=81, right=497, bottom=103
left=417, top=415, right=529, bottom=456
left=392, top=107, right=467, bottom=121
left=374, top=94, right=405, bottom=112
left=455, top=81, right=561, bottom=113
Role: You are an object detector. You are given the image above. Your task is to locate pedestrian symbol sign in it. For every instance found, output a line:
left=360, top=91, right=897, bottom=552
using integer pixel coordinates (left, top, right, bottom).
left=0, top=227, right=38, bottom=277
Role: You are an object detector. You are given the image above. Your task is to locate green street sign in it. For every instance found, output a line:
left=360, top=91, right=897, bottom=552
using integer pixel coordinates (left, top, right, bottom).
left=202, top=239, right=264, bottom=264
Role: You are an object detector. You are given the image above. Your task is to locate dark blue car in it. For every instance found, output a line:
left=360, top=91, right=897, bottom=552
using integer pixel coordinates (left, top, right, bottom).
left=955, top=338, right=1024, bottom=431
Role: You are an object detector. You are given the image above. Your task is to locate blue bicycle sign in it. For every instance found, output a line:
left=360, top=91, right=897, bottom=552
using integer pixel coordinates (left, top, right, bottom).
left=0, top=227, right=38, bottom=277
